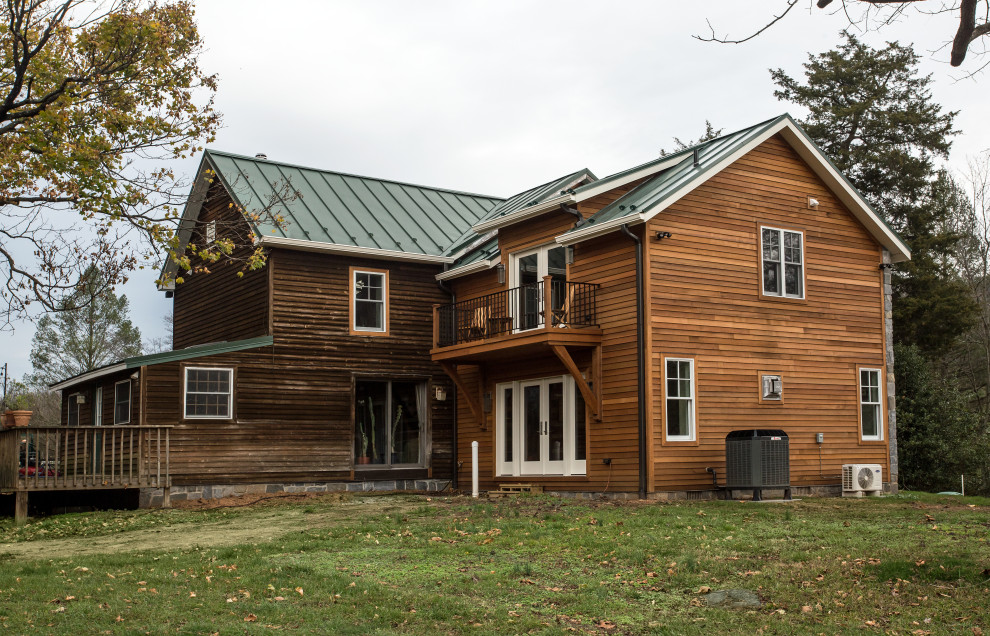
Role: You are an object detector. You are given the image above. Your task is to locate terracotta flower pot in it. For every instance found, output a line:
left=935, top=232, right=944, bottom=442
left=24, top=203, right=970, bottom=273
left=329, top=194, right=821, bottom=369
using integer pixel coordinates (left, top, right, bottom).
left=7, top=410, right=32, bottom=428
left=356, top=456, right=371, bottom=465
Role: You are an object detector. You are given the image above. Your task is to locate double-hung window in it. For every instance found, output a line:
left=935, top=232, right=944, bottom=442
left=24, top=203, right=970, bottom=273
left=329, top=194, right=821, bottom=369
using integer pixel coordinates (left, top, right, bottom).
left=114, top=380, right=131, bottom=425
left=859, top=368, right=883, bottom=441
left=761, top=227, right=804, bottom=298
left=351, top=268, right=388, bottom=334
left=665, top=358, right=695, bottom=441
left=184, top=367, right=233, bottom=419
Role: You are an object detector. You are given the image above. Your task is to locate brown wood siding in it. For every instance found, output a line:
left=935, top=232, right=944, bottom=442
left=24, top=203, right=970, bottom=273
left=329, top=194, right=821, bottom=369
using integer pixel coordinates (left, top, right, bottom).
left=172, top=182, right=269, bottom=349
left=59, top=370, right=140, bottom=427
left=648, top=134, right=889, bottom=491
left=447, top=200, right=643, bottom=493
left=267, top=249, right=456, bottom=482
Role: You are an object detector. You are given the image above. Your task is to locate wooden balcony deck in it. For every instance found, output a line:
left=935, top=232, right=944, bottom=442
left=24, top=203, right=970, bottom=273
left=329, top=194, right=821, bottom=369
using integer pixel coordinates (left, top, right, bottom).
left=431, top=277, right=601, bottom=364
left=1, top=425, right=172, bottom=523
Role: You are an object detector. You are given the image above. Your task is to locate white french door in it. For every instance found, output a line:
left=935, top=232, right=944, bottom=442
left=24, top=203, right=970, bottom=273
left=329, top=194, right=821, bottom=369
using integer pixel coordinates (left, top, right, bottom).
left=509, top=244, right=567, bottom=331
left=497, top=375, right=587, bottom=476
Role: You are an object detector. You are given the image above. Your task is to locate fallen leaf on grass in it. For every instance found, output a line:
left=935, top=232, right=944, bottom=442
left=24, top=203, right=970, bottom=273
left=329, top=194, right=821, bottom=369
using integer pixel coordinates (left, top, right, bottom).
left=801, top=606, right=812, bottom=613
left=295, top=587, right=304, bottom=596
left=244, top=614, right=257, bottom=622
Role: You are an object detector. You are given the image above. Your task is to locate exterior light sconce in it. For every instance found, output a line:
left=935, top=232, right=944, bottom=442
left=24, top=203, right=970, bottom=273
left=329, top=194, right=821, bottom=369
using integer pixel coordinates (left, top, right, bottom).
left=565, top=246, right=575, bottom=265
left=75, top=394, right=86, bottom=404
left=434, top=386, right=447, bottom=401
left=654, top=231, right=672, bottom=241
left=496, top=263, right=505, bottom=284
left=808, top=197, right=820, bottom=209
left=878, top=263, right=893, bottom=271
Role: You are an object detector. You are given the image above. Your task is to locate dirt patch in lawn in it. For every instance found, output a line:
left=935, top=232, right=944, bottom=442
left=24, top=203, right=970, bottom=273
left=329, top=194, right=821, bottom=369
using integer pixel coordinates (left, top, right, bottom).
left=0, top=493, right=424, bottom=560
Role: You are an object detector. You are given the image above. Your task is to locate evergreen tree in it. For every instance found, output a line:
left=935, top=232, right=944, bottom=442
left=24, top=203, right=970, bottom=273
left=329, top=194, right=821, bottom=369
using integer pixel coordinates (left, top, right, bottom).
left=29, top=266, right=142, bottom=386
left=772, top=32, right=975, bottom=353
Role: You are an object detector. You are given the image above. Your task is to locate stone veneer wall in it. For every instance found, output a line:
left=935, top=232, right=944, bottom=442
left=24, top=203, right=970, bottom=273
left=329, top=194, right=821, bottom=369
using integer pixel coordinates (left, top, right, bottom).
left=139, top=479, right=452, bottom=508
left=883, top=249, right=899, bottom=494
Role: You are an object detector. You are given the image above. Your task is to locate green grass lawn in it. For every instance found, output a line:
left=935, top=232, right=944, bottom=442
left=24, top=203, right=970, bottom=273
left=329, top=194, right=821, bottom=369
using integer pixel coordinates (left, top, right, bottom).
left=0, top=491, right=988, bottom=634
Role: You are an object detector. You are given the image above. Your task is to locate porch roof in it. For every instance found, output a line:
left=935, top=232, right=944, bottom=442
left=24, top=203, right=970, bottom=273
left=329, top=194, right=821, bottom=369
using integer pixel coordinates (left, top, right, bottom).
left=50, top=335, right=274, bottom=391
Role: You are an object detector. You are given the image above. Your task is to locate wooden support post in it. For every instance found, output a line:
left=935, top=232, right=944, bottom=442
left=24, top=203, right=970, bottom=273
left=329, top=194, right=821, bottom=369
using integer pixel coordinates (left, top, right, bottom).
left=162, top=486, right=171, bottom=509
left=551, top=345, right=601, bottom=421
left=14, top=490, right=28, bottom=525
left=438, top=362, right=484, bottom=427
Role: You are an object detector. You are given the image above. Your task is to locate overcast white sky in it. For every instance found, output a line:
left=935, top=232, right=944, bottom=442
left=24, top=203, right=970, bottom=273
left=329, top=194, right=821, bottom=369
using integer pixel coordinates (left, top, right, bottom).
left=2, top=0, right=988, bottom=382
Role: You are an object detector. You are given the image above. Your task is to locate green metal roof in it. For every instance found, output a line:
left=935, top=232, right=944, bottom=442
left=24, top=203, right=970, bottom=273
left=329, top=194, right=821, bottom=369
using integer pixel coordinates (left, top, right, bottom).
left=568, top=116, right=785, bottom=230
left=124, top=335, right=274, bottom=368
left=450, top=236, right=499, bottom=269
left=206, top=150, right=504, bottom=257
left=472, top=168, right=596, bottom=227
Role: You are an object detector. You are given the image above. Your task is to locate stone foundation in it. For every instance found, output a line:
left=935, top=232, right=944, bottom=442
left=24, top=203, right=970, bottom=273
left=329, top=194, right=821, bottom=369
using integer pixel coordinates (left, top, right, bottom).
left=544, top=483, right=847, bottom=501
left=139, top=479, right=452, bottom=508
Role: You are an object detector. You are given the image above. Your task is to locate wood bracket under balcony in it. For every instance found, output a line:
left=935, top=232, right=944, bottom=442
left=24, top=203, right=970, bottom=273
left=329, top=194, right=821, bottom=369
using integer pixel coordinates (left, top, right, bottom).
left=551, top=345, right=601, bottom=421
left=437, top=362, right=485, bottom=427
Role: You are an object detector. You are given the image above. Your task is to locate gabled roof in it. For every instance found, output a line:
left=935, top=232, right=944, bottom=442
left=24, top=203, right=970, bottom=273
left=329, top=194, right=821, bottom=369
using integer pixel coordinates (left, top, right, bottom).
left=161, top=152, right=505, bottom=287
left=51, top=336, right=275, bottom=391
left=558, top=114, right=911, bottom=263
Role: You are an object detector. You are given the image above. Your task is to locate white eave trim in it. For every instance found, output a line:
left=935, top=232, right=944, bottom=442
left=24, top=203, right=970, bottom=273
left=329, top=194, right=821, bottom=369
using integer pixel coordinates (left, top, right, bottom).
left=571, top=156, right=683, bottom=203
left=556, top=118, right=910, bottom=263
left=436, top=257, right=500, bottom=281
left=471, top=193, right=575, bottom=233
left=51, top=363, right=127, bottom=391
left=259, top=236, right=454, bottom=264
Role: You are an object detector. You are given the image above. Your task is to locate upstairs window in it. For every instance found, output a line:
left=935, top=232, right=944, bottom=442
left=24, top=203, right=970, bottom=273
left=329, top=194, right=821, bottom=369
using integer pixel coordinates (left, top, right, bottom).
left=859, top=368, right=883, bottom=441
left=114, top=380, right=131, bottom=425
left=184, top=367, right=233, bottom=419
left=761, top=227, right=804, bottom=298
left=351, top=268, right=388, bottom=334
left=205, top=219, right=216, bottom=243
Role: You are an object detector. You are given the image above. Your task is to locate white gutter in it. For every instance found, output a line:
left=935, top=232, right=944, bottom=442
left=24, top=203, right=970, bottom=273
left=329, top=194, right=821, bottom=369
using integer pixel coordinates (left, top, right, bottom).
left=471, top=193, right=575, bottom=234
left=435, top=258, right=500, bottom=281
left=259, top=236, right=454, bottom=264
left=51, top=363, right=127, bottom=391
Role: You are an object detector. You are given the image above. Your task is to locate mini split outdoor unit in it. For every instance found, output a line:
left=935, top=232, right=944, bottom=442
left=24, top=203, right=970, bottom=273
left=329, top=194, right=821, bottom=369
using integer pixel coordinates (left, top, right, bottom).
left=842, top=464, right=883, bottom=497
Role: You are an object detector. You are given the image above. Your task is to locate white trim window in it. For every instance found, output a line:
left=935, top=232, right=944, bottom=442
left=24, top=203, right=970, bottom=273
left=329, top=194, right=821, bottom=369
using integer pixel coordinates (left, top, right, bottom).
left=859, top=368, right=883, bottom=441
left=184, top=367, right=233, bottom=419
left=353, top=270, right=386, bottom=332
left=114, top=380, right=131, bottom=425
left=761, top=227, right=804, bottom=298
left=665, top=358, right=696, bottom=441
left=68, top=393, right=81, bottom=427
left=205, top=219, right=216, bottom=243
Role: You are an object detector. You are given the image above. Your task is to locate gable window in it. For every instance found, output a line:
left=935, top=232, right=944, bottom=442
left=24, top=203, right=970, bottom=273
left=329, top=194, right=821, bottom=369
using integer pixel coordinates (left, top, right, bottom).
left=350, top=268, right=388, bottom=334
left=354, top=380, right=425, bottom=466
left=859, top=368, right=883, bottom=441
left=665, top=358, right=695, bottom=442
left=205, top=219, right=216, bottom=243
left=184, top=367, right=233, bottom=419
left=114, top=380, right=131, bottom=425
left=761, top=227, right=804, bottom=298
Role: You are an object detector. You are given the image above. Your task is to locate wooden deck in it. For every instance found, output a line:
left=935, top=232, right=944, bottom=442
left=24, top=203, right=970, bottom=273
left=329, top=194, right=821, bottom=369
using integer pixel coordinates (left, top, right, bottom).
left=0, top=425, right=172, bottom=523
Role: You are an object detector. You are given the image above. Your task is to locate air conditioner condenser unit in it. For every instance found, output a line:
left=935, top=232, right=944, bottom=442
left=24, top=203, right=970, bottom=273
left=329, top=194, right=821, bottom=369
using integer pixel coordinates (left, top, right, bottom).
left=842, top=464, right=883, bottom=497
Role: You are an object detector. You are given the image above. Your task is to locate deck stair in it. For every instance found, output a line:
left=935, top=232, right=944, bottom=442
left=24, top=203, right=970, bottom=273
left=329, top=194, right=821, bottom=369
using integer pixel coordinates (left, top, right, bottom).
left=490, top=483, right=544, bottom=497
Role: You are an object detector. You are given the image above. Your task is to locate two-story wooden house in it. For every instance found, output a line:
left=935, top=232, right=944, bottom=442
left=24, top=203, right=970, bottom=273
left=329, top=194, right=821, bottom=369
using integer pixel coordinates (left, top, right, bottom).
left=25, top=114, right=906, bottom=514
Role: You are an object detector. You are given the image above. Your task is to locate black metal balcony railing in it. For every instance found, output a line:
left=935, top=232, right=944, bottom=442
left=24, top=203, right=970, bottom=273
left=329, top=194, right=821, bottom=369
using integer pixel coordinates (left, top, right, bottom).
left=435, top=280, right=598, bottom=348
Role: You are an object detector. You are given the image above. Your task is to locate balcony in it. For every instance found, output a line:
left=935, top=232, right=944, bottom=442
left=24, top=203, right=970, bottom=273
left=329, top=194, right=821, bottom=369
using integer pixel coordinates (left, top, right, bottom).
left=431, top=278, right=602, bottom=364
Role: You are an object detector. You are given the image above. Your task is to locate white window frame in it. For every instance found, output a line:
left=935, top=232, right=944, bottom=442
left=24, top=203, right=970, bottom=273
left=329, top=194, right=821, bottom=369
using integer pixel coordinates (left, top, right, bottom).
left=664, top=357, right=696, bottom=442
left=859, top=367, right=883, bottom=441
left=93, top=386, right=103, bottom=426
left=205, top=219, right=216, bottom=243
left=761, top=226, right=805, bottom=299
left=114, top=380, right=131, bottom=425
left=183, top=367, right=234, bottom=420
left=508, top=243, right=568, bottom=332
left=352, top=269, right=388, bottom=333
left=68, top=393, right=81, bottom=427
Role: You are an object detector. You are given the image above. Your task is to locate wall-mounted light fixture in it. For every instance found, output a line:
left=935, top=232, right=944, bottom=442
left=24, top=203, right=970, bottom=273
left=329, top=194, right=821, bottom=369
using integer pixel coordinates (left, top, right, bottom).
left=808, top=197, right=820, bottom=209
left=496, top=263, right=505, bottom=284
left=654, top=231, right=672, bottom=241
left=75, top=394, right=86, bottom=405
left=434, top=386, right=447, bottom=401
left=878, top=263, right=893, bottom=271
left=565, top=246, right=575, bottom=265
